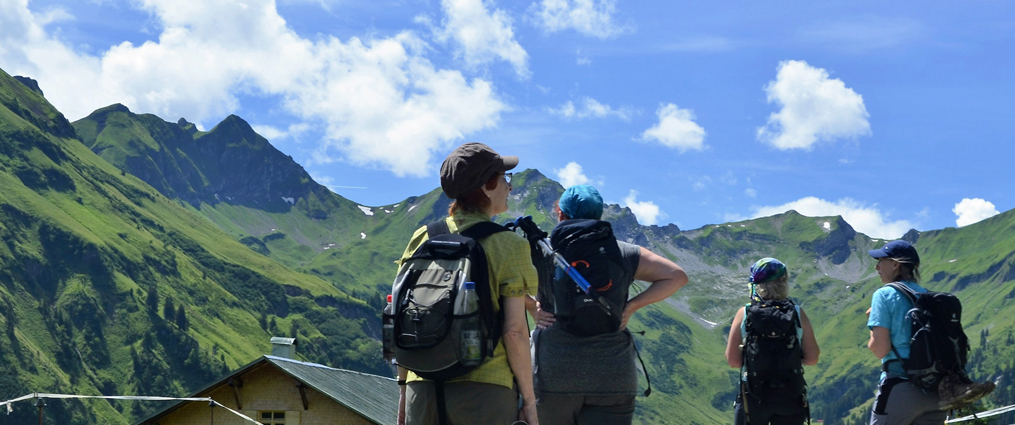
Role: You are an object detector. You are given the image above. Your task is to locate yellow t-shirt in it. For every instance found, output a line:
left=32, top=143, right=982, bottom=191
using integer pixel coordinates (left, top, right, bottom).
left=398, top=212, right=536, bottom=388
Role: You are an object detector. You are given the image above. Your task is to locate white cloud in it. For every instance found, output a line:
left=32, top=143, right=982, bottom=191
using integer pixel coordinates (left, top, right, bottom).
left=576, top=48, right=591, bottom=65
left=252, top=123, right=309, bottom=141
left=430, top=0, right=530, bottom=78
left=744, top=188, right=757, bottom=198
left=639, top=103, right=706, bottom=152
left=549, top=96, right=631, bottom=120
left=757, top=60, right=870, bottom=150
left=555, top=162, right=591, bottom=187
left=35, top=6, right=73, bottom=26
left=660, top=36, right=733, bottom=52
left=719, top=171, right=737, bottom=185
left=252, top=125, right=287, bottom=140
left=953, top=198, right=1000, bottom=227
left=0, top=0, right=504, bottom=178
left=736, top=196, right=914, bottom=239
left=692, top=176, right=711, bottom=191
left=623, top=190, right=665, bottom=226
left=800, top=17, right=924, bottom=52
left=531, top=0, right=629, bottom=39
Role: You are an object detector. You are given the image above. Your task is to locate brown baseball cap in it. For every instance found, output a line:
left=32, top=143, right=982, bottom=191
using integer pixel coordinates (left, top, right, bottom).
left=440, top=143, right=518, bottom=199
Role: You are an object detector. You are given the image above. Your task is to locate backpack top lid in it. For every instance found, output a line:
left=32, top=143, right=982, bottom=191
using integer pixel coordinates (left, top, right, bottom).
left=550, top=219, right=613, bottom=248
left=744, top=299, right=800, bottom=339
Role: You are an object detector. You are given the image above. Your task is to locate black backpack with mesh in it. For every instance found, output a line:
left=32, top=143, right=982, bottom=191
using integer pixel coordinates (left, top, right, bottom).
left=885, top=283, right=969, bottom=391
left=548, top=219, right=628, bottom=337
left=742, top=299, right=806, bottom=403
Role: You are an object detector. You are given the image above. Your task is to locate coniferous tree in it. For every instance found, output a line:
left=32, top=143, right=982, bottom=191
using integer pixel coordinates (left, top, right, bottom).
left=175, top=305, right=189, bottom=332
left=163, top=297, right=175, bottom=322
left=145, top=286, right=159, bottom=312
left=259, top=311, right=268, bottom=330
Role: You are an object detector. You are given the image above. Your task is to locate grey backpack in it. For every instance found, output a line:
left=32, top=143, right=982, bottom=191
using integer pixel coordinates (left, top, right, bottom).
left=387, top=220, right=507, bottom=380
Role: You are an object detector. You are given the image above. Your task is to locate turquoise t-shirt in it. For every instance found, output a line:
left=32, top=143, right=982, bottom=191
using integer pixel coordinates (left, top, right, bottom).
left=867, top=281, right=927, bottom=379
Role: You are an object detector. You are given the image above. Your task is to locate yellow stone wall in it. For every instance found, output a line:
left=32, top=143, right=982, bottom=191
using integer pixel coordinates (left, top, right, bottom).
left=146, top=363, right=376, bottom=425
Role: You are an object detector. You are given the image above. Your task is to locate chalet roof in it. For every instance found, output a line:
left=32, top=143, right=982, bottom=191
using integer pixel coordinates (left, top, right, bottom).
left=136, top=355, right=397, bottom=425
left=263, top=356, right=397, bottom=424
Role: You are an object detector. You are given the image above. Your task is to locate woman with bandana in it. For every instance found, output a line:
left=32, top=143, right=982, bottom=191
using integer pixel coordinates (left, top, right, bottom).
left=725, top=258, right=820, bottom=425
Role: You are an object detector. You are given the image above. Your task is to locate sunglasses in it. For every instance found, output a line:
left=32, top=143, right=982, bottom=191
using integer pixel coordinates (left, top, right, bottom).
left=503, top=172, right=514, bottom=184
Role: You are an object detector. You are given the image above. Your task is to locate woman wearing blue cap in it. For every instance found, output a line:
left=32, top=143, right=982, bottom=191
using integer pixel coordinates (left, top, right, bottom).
left=865, top=240, right=946, bottom=425
left=725, top=258, right=820, bottom=425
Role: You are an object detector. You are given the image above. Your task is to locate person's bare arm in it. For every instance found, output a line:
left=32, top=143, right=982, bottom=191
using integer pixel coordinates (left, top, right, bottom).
left=725, top=307, right=745, bottom=368
left=799, top=308, right=820, bottom=366
left=868, top=326, right=891, bottom=359
left=622, top=247, right=688, bottom=329
left=501, top=296, right=539, bottom=425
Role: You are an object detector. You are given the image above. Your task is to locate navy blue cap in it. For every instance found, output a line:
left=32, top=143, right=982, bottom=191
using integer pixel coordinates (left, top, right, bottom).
left=559, top=185, right=604, bottom=220
left=868, top=240, right=920, bottom=264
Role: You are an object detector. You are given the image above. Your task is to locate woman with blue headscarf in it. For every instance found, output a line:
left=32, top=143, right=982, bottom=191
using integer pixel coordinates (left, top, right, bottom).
left=725, top=258, right=820, bottom=425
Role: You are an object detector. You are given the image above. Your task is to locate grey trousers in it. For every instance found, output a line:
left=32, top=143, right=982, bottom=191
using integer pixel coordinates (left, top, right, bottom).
left=869, top=378, right=947, bottom=425
left=536, top=394, right=636, bottom=425
left=406, top=381, right=519, bottom=425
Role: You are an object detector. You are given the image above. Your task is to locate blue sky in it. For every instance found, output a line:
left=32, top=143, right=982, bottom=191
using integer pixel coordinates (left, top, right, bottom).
left=2, top=0, right=1013, bottom=238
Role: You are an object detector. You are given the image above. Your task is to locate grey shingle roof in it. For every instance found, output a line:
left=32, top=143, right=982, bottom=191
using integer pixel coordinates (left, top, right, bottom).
left=136, top=356, right=397, bottom=425
left=264, top=355, right=398, bottom=424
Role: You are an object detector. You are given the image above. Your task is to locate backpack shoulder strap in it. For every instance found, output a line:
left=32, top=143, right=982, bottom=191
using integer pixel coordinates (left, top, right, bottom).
left=885, top=282, right=918, bottom=305
left=459, top=221, right=509, bottom=240
left=426, top=219, right=452, bottom=238
left=883, top=283, right=915, bottom=364
left=447, top=219, right=509, bottom=358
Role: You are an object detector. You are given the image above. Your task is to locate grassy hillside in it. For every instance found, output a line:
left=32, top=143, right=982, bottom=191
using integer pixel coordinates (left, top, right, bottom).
left=0, top=69, right=388, bottom=424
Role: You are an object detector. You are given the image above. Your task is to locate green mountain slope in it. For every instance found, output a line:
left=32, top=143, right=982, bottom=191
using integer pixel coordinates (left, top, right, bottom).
left=73, top=105, right=370, bottom=269
left=0, top=69, right=389, bottom=424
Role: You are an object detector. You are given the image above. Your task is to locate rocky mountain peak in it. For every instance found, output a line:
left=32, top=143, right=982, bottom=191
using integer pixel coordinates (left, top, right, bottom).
left=177, top=117, right=198, bottom=135
left=13, top=75, right=44, bottom=96
left=1, top=71, right=76, bottom=139
left=902, top=228, right=920, bottom=244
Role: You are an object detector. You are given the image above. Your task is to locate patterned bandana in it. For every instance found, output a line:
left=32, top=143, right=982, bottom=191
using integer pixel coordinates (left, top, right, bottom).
left=749, top=258, right=787, bottom=284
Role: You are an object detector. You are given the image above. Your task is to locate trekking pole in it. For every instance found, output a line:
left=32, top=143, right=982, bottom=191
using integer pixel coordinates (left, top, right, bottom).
left=511, top=216, right=594, bottom=293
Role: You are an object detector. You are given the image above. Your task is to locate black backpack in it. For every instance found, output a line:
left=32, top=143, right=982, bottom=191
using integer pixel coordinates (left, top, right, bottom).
left=548, top=219, right=628, bottom=337
left=387, top=220, right=507, bottom=381
left=885, top=282, right=970, bottom=392
left=742, top=299, right=806, bottom=403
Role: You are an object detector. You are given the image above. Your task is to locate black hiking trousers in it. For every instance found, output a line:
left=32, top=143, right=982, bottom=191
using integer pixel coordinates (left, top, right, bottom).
left=734, top=391, right=808, bottom=425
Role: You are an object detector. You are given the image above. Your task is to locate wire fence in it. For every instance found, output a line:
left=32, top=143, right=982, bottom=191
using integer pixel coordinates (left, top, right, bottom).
left=0, top=392, right=260, bottom=424
left=946, top=403, right=1015, bottom=423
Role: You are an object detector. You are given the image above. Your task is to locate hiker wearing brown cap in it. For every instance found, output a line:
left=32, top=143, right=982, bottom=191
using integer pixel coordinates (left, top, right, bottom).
left=395, top=143, right=539, bottom=425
